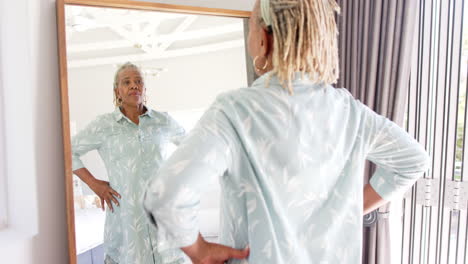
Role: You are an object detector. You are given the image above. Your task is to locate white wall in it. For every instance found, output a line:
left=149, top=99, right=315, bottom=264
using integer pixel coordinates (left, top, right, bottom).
left=68, top=47, right=248, bottom=131
left=0, top=0, right=254, bottom=263
left=0, top=0, right=69, bottom=263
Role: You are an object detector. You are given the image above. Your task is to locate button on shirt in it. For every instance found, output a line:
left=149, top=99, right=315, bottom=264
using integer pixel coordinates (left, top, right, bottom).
left=72, top=107, right=186, bottom=264
left=143, top=73, right=430, bottom=263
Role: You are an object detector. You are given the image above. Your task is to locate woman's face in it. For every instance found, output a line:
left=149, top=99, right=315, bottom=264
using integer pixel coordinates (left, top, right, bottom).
left=115, top=68, right=145, bottom=107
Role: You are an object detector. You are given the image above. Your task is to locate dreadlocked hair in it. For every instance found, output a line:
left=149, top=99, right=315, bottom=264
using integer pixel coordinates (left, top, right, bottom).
left=260, top=0, right=340, bottom=93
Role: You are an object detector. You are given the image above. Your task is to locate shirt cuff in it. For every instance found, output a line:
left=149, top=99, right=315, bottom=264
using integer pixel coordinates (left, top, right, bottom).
left=143, top=193, right=199, bottom=251
left=369, top=167, right=414, bottom=201
left=155, top=228, right=199, bottom=252
left=72, top=157, right=85, bottom=171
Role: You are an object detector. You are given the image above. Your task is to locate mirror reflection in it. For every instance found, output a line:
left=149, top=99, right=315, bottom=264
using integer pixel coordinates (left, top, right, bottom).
left=66, top=5, right=249, bottom=263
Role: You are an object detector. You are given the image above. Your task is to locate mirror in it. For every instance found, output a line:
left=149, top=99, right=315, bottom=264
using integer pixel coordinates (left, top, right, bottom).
left=57, top=1, right=251, bottom=263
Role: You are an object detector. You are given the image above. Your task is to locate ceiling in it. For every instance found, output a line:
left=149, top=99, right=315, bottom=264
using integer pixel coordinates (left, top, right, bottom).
left=65, top=5, right=246, bottom=69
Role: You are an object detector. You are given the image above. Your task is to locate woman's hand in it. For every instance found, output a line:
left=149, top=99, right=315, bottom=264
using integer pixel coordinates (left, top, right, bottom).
left=363, top=183, right=386, bottom=215
left=73, top=167, right=121, bottom=212
left=88, top=178, right=121, bottom=212
left=182, top=234, right=249, bottom=264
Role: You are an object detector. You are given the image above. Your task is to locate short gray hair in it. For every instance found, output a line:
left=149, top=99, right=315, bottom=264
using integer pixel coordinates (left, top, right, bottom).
left=113, top=62, right=144, bottom=106
left=113, top=62, right=143, bottom=90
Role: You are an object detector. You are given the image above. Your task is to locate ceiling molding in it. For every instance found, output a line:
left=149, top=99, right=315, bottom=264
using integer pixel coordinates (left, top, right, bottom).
left=158, top=16, right=197, bottom=53
left=67, top=22, right=243, bottom=54
left=68, top=39, right=245, bottom=68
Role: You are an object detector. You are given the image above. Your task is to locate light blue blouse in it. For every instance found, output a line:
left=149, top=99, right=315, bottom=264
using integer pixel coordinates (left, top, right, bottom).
left=72, top=107, right=187, bottom=264
left=143, top=73, right=430, bottom=263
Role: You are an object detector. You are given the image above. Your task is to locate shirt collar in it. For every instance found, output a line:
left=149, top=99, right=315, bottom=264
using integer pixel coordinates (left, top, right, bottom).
left=252, top=71, right=324, bottom=90
left=112, top=105, right=155, bottom=123
left=141, top=107, right=156, bottom=118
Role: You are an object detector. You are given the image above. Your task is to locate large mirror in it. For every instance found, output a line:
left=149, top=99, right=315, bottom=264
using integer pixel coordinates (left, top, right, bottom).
left=57, top=1, right=251, bottom=263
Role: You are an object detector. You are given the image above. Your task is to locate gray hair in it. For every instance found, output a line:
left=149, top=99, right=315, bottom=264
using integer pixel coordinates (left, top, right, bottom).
left=113, top=62, right=144, bottom=106
left=113, top=62, right=143, bottom=90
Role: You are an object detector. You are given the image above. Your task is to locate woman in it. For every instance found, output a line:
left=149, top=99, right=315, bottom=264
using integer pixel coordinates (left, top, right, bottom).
left=143, top=0, right=430, bottom=263
left=72, top=62, right=187, bottom=264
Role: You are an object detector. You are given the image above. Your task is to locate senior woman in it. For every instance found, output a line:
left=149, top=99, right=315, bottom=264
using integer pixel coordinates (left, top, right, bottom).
left=143, top=0, right=430, bottom=263
left=72, top=62, right=187, bottom=264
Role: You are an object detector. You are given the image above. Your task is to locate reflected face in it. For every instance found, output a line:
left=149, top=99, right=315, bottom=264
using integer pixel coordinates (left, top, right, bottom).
left=115, top=68, right=145, bottom=107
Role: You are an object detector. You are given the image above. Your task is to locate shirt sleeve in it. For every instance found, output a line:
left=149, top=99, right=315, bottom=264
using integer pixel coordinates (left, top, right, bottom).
left=143, top=99, right=235, bottom=251
left=360, top=102, right=431, bottom=201
left=166, top=114, right=186, bottom=146
left=71, top=117, right=105, bottom=171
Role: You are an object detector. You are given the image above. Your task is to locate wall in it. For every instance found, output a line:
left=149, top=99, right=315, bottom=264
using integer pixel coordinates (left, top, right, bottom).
left=0, top=0, right=254, bottom=263
left=0, top=0, right=69, bottom=263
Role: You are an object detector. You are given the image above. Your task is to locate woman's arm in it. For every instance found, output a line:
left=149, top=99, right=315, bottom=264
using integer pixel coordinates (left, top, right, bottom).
left=72, top=117, right=121, bottom=212
left=361, top=102, right=430, bottom=204
left=143, top=99, right=248, bottom=262
left=144, top=107, right=232, bottom=249
left=166, top=113, right=186, bottom=146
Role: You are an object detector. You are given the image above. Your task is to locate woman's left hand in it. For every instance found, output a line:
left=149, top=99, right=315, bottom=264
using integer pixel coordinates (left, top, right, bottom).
left=181, top=234, right=249, bottom=264
left=88, top=178, right=121, bottom=213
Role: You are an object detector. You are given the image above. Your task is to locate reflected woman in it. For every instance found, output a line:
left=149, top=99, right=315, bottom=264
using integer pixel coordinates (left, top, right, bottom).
left=72, top=62, right=187, bottom=264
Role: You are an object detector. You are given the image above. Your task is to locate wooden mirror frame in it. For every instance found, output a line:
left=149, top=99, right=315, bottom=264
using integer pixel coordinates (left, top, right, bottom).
left=55, top=0, right=251, bottom=262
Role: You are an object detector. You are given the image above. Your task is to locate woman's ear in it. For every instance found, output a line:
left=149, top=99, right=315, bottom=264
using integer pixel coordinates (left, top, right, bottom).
left=259, top=27, right=271, bottom=57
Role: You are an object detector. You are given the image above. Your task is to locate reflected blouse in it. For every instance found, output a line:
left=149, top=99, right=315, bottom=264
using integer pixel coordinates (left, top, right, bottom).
left=72, top=107, right=187, bottom=264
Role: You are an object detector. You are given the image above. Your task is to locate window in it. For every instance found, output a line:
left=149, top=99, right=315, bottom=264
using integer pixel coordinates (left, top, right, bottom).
left=398, top=0, right=468, bottom=263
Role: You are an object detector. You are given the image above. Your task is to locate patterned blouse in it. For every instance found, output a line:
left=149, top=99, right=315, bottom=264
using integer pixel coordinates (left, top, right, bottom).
left=72, top=107, right=187, bottom=264
left=143, top=73, right=430, bottom=263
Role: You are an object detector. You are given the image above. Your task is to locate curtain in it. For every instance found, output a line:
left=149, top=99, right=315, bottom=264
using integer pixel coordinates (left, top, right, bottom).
left=335, top=0, right=419, bottom=263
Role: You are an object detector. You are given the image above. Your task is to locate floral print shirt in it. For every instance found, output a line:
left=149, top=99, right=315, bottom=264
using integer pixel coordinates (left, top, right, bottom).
left=72, top=107, right=187, bottom=264
left=143, top=73, right=430, bottom=263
